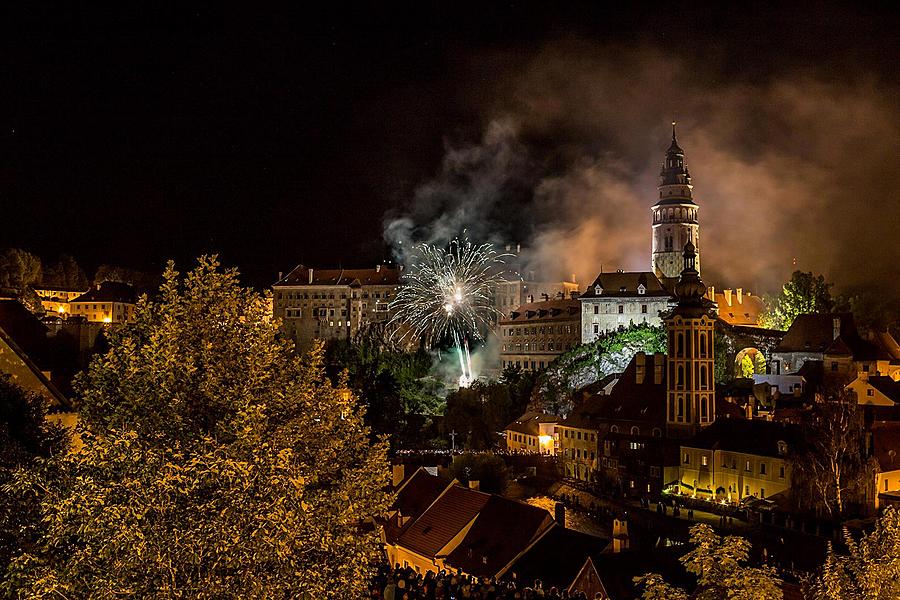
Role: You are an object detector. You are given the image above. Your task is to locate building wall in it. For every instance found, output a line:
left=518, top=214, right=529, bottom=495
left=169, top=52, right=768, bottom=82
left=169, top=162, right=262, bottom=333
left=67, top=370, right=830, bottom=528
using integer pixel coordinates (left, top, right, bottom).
left=679, top=447, right=791, bottom=502
left=579, top=296, right=670, bottom=343
left=874, top=468, right=900, bottom=511
left=558, top=426, right=599, bottom=481
left=273, top=283, right=398, bottom=352
left=499, top=318, right=580, bottom=371
left=505, top=422, right=557, bottom=455
left=68, top=300, right=135, bottom=323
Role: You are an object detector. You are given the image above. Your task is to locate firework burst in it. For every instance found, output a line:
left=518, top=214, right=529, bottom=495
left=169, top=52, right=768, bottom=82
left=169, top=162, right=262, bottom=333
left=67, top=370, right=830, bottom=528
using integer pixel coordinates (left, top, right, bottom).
left=390, top=237, right=508, bottom=384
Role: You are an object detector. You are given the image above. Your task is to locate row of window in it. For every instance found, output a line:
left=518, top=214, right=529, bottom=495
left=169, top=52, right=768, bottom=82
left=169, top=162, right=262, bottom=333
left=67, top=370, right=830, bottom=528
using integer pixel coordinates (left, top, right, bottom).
left=562, top=430, right=596, bottom=442
left=591, top=304, right=650, bottom=315
left=276, top=290, right=392, bottom=301
left=504, top=325, right=574, bottom=336
left=501, top=342, right=574, bottom=353
left=563, top=447, right=596, bottom=460
left=501, top=359, right=548, bottom=370
left=683, top=453, right=786, bottom=478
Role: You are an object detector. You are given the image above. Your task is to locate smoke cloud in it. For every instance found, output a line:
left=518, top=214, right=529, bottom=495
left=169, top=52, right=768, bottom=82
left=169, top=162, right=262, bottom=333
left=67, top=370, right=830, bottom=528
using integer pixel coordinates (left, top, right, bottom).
left=385, top=40, right=900, bottom=295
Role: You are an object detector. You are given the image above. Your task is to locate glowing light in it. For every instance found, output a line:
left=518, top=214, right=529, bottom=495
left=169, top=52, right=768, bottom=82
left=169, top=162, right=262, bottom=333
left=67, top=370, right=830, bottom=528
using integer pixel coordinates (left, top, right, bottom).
left=539, top=435, right=553, bottom=446
left=390, top=235, right=507, bottom=385
left=57, top=306, right=65, bottom=313
left=102, top=316, right=112, bottom=323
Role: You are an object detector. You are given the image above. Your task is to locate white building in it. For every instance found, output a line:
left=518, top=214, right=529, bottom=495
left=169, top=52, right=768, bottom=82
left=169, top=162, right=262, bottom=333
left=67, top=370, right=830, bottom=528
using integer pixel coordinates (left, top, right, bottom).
left=578, top=270, right=673, bottom=343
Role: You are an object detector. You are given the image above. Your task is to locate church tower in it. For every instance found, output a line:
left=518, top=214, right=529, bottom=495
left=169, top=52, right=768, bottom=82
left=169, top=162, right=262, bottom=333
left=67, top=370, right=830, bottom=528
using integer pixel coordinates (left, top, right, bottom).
left=651, top=123, right=699, bottom=282
left=665, top=241, right=716, bottom=439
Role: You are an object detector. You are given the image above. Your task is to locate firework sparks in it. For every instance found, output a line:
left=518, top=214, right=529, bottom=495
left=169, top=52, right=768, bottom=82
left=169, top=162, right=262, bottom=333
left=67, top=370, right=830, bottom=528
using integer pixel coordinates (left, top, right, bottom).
left=390, top=237, right=507, bottom=385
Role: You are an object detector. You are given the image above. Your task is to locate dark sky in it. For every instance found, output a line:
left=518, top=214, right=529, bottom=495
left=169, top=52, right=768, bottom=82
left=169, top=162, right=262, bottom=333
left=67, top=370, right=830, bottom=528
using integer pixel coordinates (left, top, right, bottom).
left=2, top=2, right=898, bottom=290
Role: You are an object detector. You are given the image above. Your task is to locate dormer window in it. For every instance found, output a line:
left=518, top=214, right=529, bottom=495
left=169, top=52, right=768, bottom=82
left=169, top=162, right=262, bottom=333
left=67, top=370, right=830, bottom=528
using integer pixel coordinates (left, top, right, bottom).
left=777, top=441, right=788, bottom=456
left=595, top=285, right=602, bottom=295
left=637, top=284, right=646, bottom=295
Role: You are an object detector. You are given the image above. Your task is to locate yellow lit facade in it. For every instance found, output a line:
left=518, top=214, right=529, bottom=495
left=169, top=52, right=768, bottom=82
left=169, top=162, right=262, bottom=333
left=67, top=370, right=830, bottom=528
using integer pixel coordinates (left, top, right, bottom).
left=33, top=286, right=89, bottom=316
left=504, top=412, right=560, bottom=455
left=679, top=445, right=791, bottom=502
left=557, top=425, right=598, bottom=481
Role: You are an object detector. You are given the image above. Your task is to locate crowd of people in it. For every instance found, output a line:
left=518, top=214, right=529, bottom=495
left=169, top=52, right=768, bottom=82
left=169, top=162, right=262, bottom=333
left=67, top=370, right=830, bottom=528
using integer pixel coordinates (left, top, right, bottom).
left=370, top=565, right=601, bottom=599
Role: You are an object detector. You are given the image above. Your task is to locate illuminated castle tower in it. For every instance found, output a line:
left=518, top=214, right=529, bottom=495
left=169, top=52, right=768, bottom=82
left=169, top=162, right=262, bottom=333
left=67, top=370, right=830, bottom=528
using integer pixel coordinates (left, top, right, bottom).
left=651, top=123, right=699, bottom=281
left=665, top=241, right=716, bottom=439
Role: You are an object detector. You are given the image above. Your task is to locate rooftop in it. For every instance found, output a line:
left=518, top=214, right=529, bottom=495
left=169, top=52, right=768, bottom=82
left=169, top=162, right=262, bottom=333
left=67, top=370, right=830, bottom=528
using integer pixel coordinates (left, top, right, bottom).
left=396, top=484, right=490, bottom=558
left=580, top=271, right=672, bottom=300
left=274, top=264, right=401, bottom=287
left=71, top=281, right=137, bottom=304
left=504, top=411, right=560, bottom=436
left=683, top=418, right=802, bottom=458
left=501, top=298, right=580, bottom=324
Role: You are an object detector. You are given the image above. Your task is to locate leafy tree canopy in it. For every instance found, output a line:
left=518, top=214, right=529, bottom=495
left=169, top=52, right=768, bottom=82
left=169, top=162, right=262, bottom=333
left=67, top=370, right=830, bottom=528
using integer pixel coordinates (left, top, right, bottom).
left=3, top=256, right=389, bottom=599
left=637, top=524, right=782, bottom=600
left=812, top=506, right=900, bottom=600
left=761, top=271, right=834, bottom=331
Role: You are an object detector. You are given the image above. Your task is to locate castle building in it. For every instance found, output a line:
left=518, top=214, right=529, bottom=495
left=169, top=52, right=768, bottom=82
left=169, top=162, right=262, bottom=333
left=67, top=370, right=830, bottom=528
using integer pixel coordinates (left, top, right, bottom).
left=651, top=123, right=699, bottom=282
left=499, top=298, right=581, bottom=371
left=578, top=270, right=673, bottom=342
left=665, top=242, right=717, bottom=439
left=272, top=264, right=401, bottom=352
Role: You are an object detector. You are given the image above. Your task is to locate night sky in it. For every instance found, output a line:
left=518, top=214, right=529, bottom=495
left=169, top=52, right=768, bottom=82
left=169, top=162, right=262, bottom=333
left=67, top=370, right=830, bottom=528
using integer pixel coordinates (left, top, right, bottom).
left=2, top=2, right=898, bottom=291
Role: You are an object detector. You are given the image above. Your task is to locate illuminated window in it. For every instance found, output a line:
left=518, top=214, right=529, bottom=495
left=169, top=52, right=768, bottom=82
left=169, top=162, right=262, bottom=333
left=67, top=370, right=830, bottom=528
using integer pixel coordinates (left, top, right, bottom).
left=701, top=455, right=708, bottom=467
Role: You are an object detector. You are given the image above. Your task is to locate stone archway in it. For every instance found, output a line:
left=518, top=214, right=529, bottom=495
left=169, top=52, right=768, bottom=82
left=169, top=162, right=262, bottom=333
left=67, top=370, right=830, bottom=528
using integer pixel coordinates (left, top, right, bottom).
left=734, top=347, right=767, bottom=378
left=714, top=320, right=785, bottom=382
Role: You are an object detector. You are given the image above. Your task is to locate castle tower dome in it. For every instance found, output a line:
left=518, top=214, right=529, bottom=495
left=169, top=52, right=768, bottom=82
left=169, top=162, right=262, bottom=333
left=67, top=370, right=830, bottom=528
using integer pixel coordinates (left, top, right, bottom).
left=651, top=122, right=700, bottom=282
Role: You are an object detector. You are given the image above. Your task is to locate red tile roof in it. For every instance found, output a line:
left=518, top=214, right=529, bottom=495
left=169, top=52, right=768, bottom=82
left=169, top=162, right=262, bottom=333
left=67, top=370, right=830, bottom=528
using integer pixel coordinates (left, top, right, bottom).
left=445, top=495, right=553, bottom=577
left=397, top=485, right=490, bottom=558
left=384, top=468, right=453, bottom=543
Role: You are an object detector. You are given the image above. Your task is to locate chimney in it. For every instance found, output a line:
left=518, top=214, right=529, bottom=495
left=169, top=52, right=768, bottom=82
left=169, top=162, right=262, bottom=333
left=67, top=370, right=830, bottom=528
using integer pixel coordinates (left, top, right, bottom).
left=468, top=480, right=480, bottom=491
left=654, top=353, right=665, bottom=384
left=833, top=317, right=841, bottom=340
left=376, top=264, right=381, bottom=272
left=392, top=464, right=406, bottom=489
left=736, top=288, right=743, bottom=304
left=554, top=502, right=566, bottom=528
left=707, top=285, right=715, bottom=301
left=308, top=269, right=314, bottom=284
left=277, top=271, right=283, bottom=281
left=859, top=370, right=869, bottom=383
left=724, top=289, right=732, bottom=306
left=527, top=294, right=534, bottom=303
left=571, top=273, right=577, bottom=284
left=635, top=352, right=646, bottom=384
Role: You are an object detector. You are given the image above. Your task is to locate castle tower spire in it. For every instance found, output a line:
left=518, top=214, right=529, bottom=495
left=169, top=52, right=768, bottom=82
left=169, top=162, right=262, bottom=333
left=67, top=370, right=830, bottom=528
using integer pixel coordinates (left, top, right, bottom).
left=651, top=122, right=699, bottom=282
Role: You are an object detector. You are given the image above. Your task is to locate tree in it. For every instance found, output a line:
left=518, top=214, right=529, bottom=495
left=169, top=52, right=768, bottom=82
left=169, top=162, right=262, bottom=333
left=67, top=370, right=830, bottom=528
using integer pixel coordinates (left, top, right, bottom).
left=740, top=354, right=755, bottom=378
left=811, top=506, right=900, bottom=600
left=41, top=254, right=89, bottom=289
left=535, top=323, right=666, bottom=415
left=637, top=524, right=782, bottom=600
left=0, top=248, right=44, bottom=314
left=792, top=396, right=870, bottom=517
left=761, top=271, right=834, bottom=331
left=4, top=256, right=389, bottom=598
left=0, top=377, right=70, bottom=582
left=449, top=453, right=509, bottom=494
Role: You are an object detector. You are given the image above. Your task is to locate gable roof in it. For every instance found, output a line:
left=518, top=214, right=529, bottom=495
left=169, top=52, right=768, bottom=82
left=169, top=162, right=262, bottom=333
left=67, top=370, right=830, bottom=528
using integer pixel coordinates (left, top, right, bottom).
left=506, top=525, right=609, bottom=588
left=560, top=353, right=667, bottom=429
left=396, top=484, right=490, bottom=558
left=504, top=411, right=560, bottom=436
left=683, top=418, right=801, bottom=458
left=580, top=271, right=672, bottom=299
left=571, top=548, right=689, bottom=599
left=274, top=264, right=401, bottom=287
left=865, top=376, right=900, bottom=404
left=71, top=282, right=137, bottom=304
left=444, top=495, right=553, bottom=577
left=384, top=468, right=453, bottom=543
left=775, top=313, right=855, bottom=354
